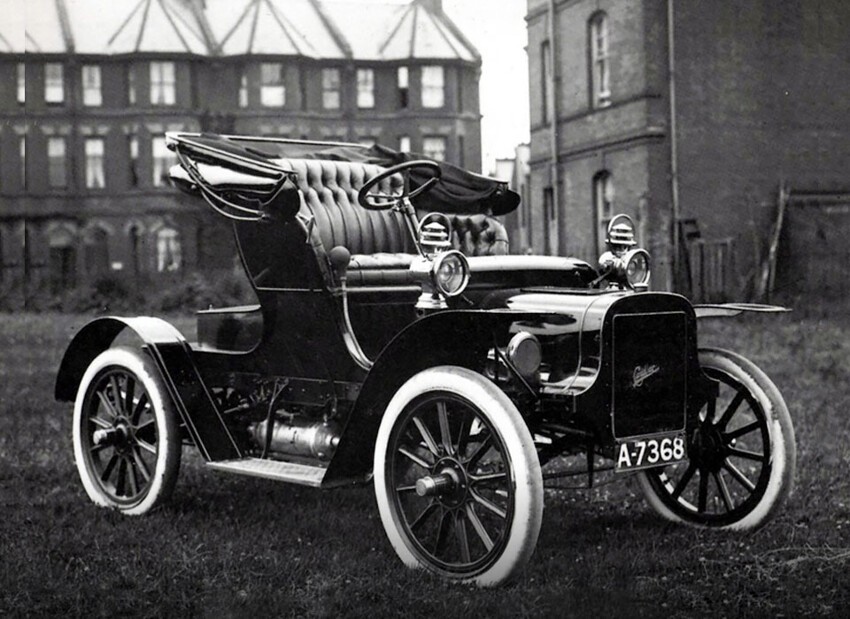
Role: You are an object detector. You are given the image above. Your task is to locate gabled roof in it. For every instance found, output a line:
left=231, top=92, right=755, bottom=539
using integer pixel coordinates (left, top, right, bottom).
left=205, top=0, right=345, bottom=58
left=0, top=0, right=479, bottom=62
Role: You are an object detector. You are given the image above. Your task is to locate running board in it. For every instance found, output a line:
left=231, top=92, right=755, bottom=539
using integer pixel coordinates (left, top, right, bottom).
left=207, top=458, right=326, bottom=487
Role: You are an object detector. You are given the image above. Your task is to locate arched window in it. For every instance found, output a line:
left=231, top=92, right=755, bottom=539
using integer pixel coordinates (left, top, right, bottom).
left=593, top=171, right=614, bottom=253
left=128, top=224, right=144, bottom=278
left=589, top=12, right=610, bottom=108
left=156, top=228, right=182, bottom=273
left=48, top=225, right=77, bottom=292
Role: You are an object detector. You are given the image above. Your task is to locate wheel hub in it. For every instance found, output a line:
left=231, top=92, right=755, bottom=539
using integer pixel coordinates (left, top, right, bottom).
left=415, top=458, right=469, bottom=508
left=93, top=423, right=130, bottom=449
left=691, top=423, right=727, bottom=473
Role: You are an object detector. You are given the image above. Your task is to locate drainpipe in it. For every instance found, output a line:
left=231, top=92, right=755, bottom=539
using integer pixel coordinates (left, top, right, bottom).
left=667, top=0, right=680, bottom=291
left=547, top=0, right=562, bottom=256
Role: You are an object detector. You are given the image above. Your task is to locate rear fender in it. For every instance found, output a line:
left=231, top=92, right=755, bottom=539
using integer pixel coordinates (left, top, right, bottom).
left=323, top=310, right=520, bottom=487
left=55, top=316, right=241, bottom=461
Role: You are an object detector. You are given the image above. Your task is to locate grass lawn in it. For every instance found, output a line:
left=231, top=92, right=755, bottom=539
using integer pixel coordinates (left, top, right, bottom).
left=0, top=308, right=848, bottom=617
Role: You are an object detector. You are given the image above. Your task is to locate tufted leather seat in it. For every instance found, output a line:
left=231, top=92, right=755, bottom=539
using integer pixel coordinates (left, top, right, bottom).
left=275, top=158, right=511, bottom=286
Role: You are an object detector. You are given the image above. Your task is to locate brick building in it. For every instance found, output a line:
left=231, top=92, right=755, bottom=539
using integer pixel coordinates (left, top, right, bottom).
left=0, top=0, right=481, bottom=306
left=525, top=0, right=850, bottom=298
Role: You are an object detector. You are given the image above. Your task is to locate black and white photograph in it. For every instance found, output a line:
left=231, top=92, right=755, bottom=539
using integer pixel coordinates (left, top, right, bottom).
left=1, top=0, right=847, bottom=616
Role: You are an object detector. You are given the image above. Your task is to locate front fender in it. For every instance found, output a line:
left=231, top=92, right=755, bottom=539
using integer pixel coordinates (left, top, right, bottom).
left=55, top=316, right=186, bottom=402
left=693, top=303, right=790, bottom=319
left=323, top=310, right=522, bottom=486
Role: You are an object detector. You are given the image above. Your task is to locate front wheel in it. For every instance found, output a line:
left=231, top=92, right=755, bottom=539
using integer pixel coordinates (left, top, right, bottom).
left=638, top=348, right=796, bottom=530
left=72, top=346, right=181, bottom=515
left=374, top=366, right=543, bottom=587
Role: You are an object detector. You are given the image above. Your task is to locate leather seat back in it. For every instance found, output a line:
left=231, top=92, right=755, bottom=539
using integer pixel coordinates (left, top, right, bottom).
left=277, top=158, right=416, bottom=255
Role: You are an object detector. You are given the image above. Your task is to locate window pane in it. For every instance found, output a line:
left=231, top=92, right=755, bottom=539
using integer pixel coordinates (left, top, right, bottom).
left=422, top=136, right=446, bottom=162
left=45, top=63, right=64, bottom=103
left=19, top=136, right=26, bottom=189
left=48, top=137, right=66, bottom=188
left=591, top=15, right=610, bottom=106
left=82, top=65, right=102, bottom=106
left=156, top=228, right=182, bottom=272
left=85, top=138, right=105, bottom=189
left=128, top=135, right=139, bottom=187
left=261, top=63, right=285, bottom=106
left=357, top=69, right=374, bottom=108
left=17, top=63, right=25, bottom=104
left=399, top=135, right=411, bottom=153
left=239, top=72, right=249, bottom=108
left=150, top=61, right=176, bottom=105
left=421, top=66, right=444, bottom=108
left=152, top=136, right=175, bottom=187
left=322, top=68, right=340, bottom=109
left=397, top=66, right=409, bottom=108
left=127, top=65, right=136, bottom=105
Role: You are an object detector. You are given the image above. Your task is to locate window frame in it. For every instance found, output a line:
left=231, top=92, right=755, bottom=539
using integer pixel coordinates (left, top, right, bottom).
left=127, top=135, right=139, bottom=187
left=322, top=67, right=341, bottom=110
left=44, top=62, right=64, bottom=104
left=151, top=135, right=175, bottom=187
left=356, top=68, right=375, bottom=109
left=150, top=61, right=176, bottom=106
left=17, top=63, right=25, bottom=105
left=589, top=12, right=611, bottom=108
left=47, top=136, right=67, bottom=189
left=541, top=40, right=551, bottom=123
left=156, top=227, right=182, bottom=273
left=593, top=170, right=614, bottom=252
left=397, top=66, right=409, bottom=108
left=421, top=65, right=445, bottom=109
left=260, top=63, right=286, bottom=107
left=422, top=135, right=447, bottom=162
left=82, top=65, right=102, bottom=107
left=85, top=137, right=106, bottom=189
left=239, top=70, right=249, bottom=108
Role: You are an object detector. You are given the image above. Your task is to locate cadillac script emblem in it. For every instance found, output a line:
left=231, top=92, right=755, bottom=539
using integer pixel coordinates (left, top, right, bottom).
left=632, top=364, right=660, bottom=388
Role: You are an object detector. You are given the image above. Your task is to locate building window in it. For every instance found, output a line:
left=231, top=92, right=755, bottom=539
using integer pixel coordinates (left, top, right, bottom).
left=84, top=227, right=110, bottom=277
left=17, top=63, right=25, bottom=104
left=541, top=40, right=551, bottom=123
left=397, top=66, right=409, bottom=108
left=44, top=63, right=64, bottom=104
left=128, top=135, right=139, bottom=187
left=152, top=136, right=175, bottom=187
left=260, top=63, right=285, bottom=107
left=589, top=13, right=610, bottom=108
left=47, top=137, right=67, bottom=188
left=357, top=68, right=374, bottom=109
left=458, top=135, right=465, bottom=168
left=19, top=136, right=26, bottom=189
left=48, top=227, right=77, bottom=292
left=85, top=138, right=105, bottom=189
left=543, top=186, right=555, bottom=255
left=128, top=224, right=143, bottom=278
left=82, top=65, right=102, bottom=106
left=322, top=68, right=340, bottom=109
left=156, top=228, right=182, bottom=272
left=239, top=71, right=249, bottom=108
left=423, top=136, right=447, bottom=161
left=127, top=64, right=136, bottom=105
left=399, top=135, right=411, bottom=153
left=150, top=61, right=176, bottom=105
left=421, top=65, right=444, bottom=108
left=593, top=171, right=614, bottom=251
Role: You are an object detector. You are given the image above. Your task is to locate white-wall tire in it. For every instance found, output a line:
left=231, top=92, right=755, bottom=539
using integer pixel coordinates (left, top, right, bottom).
left=72, top=346, right=181, bottom=515
left=374, top=366, right=543, bottom=587
left=638, top=348, right=796, bottom=530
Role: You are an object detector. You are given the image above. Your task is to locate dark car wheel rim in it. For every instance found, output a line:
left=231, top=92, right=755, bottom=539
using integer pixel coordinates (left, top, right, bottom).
left=81, top=368, right=159, bottom=506
left=645, top=367, right=772, bottom=525
left=387, top=392, right=515, bottom=575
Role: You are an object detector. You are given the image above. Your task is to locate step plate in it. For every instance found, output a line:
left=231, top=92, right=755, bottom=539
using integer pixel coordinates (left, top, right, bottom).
left=208, top=458, right=326, bottom=487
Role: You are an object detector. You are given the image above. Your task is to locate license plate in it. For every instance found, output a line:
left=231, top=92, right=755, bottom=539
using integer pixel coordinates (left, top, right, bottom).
left=615, top=433, right=687, bottom=472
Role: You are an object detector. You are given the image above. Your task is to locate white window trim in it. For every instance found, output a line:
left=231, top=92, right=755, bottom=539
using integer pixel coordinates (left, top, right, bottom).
left=82, top=65, right=102, bottom=107
left=45, top=63, right=64, bottom=104
left=150, top=61, right=176, bottom=106
left=421, top=65, right=445, bottom=109
left=260, top=63, right=286, bottom=107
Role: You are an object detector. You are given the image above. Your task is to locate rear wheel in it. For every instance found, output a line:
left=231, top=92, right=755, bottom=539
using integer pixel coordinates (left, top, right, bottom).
left=374, top=366, right=543, bottom=587
left=72, top=346, right=181, bottom=515
left=638, top=348, right=795, bottom=529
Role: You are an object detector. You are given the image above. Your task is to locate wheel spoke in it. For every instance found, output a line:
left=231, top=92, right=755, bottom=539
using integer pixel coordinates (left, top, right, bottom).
left=723, top=460, right=756, bottom=492
left=465, top=434, right=493, bottom=469
left=395, top=484, right=418, bottom=493
left=409, top=501, right=439, bottom=532
left=437, top=401, right=452, bottom=455
left=671, top=462, right=697, bottom=500
left=109, top=376, right=124, bottom=413
left=89, top=415, right=111, bottom=429
left=97, top=391, right=120, bottom=418
left=136, top=439, right=157, bottom=455
left=471, top=489, right=507, bottom=519
left=127, top=460, right=140, bottom=496
left=697, top=469, right=708, bottom=512
left=455, top=415, right=471, bottom=460
left=455, top=511, right=472, bottom=563
left=432, top=509, right=450, bottom=556
left=728, top=447, right=765, bottom=462
left=124, top=376, right=136, bottom=416
left=101, top=454, right=119, bottom=482
left=716, top=390, right=746, bottom=429
left=465, top=504, right=494, bottom=551
left=724, top=421, right=761, bottom=442
left=398, top=446, right=431, bottom=470
left=132, top=392, right=149, bottom=423
left=115, top=457, right=127, bottom=496
left=713, top=471, right=734, bottom=512
left=132, top=448, right=151, bottom=482
left=412, top=416, right=440, bottom=457
left=470, top=471, right=508, bottom=486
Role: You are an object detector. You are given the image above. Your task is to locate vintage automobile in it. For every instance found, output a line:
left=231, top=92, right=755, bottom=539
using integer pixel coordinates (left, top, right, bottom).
left=55, top=132, right=796, bottom=587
